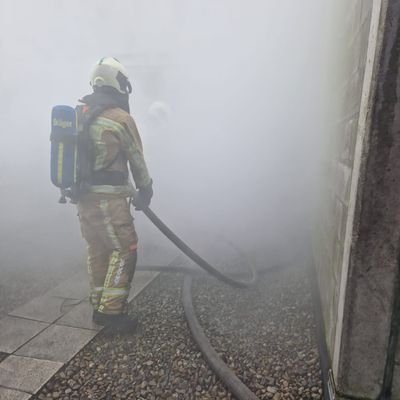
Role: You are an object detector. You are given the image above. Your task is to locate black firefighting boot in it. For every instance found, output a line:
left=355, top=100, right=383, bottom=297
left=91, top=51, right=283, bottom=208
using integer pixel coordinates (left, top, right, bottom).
left=92, top=310, right=138, bottom=333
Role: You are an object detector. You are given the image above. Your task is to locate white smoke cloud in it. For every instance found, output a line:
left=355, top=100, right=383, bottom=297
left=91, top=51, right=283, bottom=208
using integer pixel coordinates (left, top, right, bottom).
left=0, top=0, right=333, bottom=277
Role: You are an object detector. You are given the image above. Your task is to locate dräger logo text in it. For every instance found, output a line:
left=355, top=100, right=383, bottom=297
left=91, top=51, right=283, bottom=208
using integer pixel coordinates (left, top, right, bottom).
left=53, top=118, right=73, bottom=128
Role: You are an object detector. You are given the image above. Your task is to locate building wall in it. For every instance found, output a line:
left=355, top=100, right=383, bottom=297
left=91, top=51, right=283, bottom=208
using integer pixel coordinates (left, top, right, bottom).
left=314, top=1, right=400, bottom=398
left=313, top=0, right=374, bottom=361
left=337, top=0, right=400, bottom=394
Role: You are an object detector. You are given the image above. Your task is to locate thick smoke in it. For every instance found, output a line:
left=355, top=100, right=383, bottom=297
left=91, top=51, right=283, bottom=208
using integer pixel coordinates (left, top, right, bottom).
left=0, top=1, right=330, bottom=286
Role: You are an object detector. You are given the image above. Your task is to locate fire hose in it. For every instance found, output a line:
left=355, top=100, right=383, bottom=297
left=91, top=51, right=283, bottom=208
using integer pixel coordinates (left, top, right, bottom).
left=136, top=204, right=261, bottom=400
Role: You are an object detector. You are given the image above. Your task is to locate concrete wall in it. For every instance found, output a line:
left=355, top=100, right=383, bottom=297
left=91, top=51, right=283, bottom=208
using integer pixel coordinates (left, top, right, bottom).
left=314, top=1, right=400, bottom=399
left=337, top=0, right=400, bottom=395
left=313, top=0, right=374, bottom=364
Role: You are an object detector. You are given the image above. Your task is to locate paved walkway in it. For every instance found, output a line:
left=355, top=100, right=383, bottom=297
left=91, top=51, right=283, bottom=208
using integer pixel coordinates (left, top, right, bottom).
left=0, top=269, right=159, bottom=400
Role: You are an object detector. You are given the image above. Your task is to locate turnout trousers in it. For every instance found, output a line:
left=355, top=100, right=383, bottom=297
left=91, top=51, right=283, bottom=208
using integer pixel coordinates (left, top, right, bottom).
left=77, top=193, right=138, bottom=315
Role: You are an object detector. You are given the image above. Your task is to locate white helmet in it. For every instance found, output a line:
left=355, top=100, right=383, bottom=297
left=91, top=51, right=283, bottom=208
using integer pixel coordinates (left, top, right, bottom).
left=90, top=57, right=132, bottom=94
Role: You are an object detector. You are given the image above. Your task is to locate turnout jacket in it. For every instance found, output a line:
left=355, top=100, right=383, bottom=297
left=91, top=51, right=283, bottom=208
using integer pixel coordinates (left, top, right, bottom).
left=83, top=107, right=151, bottom=197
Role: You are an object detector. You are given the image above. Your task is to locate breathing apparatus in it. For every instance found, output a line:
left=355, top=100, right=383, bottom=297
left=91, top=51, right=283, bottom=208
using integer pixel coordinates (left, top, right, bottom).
left=50, top=105, right=79, bottom=203
left=50, top=57, right=132, bottom=203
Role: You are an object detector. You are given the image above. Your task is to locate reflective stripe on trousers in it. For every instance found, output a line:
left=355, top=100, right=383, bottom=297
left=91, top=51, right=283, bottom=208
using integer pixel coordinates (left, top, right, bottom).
left=78, top=194, right=138, bottom=315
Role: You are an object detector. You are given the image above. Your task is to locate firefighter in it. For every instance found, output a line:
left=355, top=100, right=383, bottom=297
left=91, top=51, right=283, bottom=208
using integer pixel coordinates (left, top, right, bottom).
left=76, top=57, right=153, bottom=333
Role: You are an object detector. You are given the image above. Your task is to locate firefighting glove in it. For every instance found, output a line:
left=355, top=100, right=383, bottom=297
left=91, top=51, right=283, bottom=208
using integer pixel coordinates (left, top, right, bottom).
left=133, top=180, right=153, bottom=210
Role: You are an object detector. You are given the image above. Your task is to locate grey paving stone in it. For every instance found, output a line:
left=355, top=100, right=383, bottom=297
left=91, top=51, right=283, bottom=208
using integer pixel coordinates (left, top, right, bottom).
left=8, top=295, right=80, bottom=323
left=58, top=272, right=158, bottom=327
left=0, top=316, right=49, bottom=354
left=15, top=324, right=96, bottom=363
left=46, top=270, right=89, bottom=299
left=56, top=300, right=102, bottom=331
left=0, top=387, right=31, bottom=400
left=0, top=355, right=62, bottom=394
left=128, top=271, right=159, bottom=302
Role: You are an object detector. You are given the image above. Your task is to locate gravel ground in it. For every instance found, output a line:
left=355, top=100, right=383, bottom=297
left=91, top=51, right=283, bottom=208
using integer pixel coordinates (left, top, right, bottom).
left=193, top=266, right=322, bottom=400
left=31, top=265, right=322, bottom=400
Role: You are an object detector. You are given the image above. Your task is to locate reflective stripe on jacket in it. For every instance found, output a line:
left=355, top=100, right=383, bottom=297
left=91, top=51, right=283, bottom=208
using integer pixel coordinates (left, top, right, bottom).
left=87, top=107, right=151, bottom=196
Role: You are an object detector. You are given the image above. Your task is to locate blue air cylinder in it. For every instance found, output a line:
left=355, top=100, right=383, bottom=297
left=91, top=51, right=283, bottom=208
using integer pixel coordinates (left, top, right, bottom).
left=50, top=105, right=77, bottom=190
